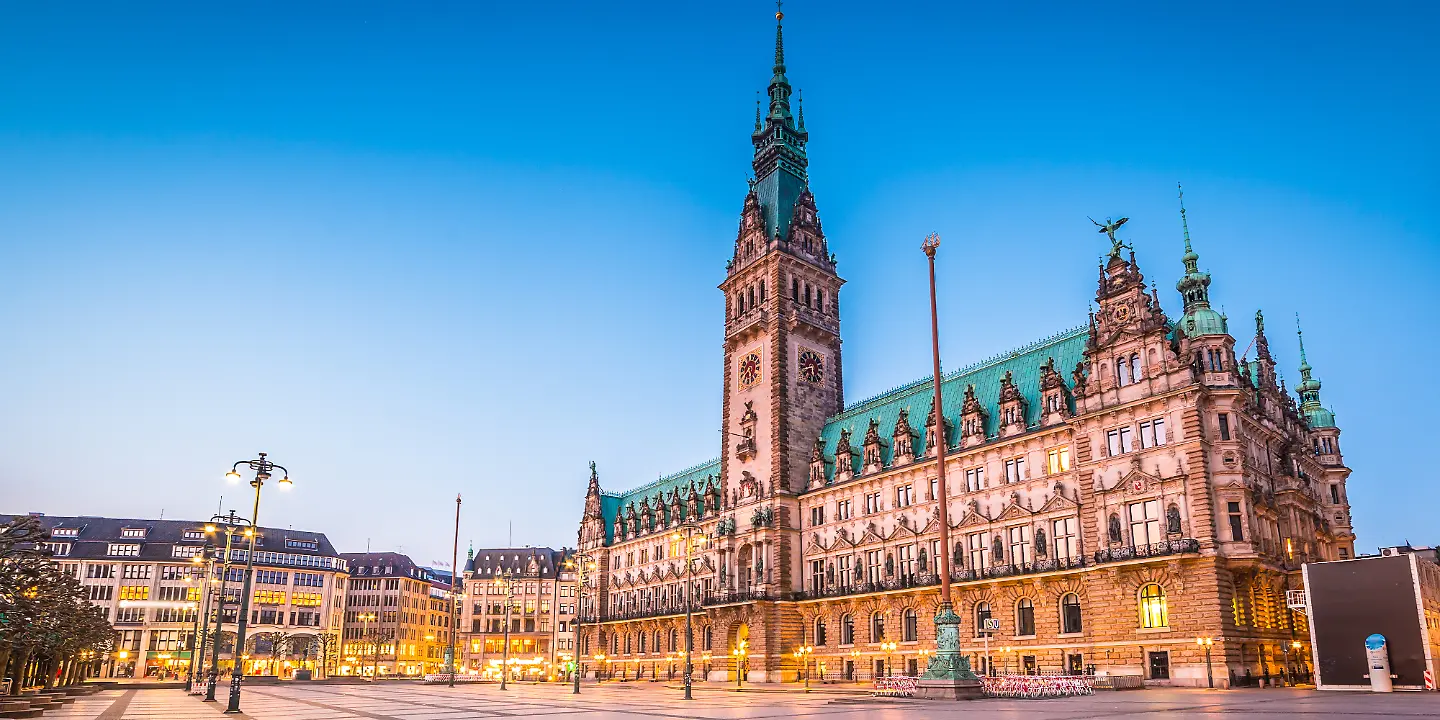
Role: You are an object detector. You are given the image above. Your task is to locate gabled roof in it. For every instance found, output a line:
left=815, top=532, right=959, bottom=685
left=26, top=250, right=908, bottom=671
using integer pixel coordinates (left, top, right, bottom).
left=463, top=547, right=569, bottom=579
left=598, top=458, right=719, bottom=540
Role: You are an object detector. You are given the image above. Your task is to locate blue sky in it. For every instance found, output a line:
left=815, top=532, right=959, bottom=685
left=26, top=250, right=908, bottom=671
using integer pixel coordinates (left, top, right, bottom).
left=1, top=1, right=1435, bottom=566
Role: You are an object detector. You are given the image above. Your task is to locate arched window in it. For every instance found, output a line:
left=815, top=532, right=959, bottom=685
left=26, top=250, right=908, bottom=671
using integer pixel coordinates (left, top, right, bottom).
left=817, top=289, right=826, bottom=314
left=804, top=283, right=812, bottom=308
left=792, top=278, right=800, bottom=302
left=1131, top=353, right=1142, bottom=380
left=814, top=618, right=828, bottom=646
left=902, top=608, right=918, bottom=642
left=974, top=602, right=992, bottom=638
left=1118, top=358, right=1132, bottom=386
left=1016, top=598, right=1035, bottom=636
left=703, top=626, right=712, bottom=651
left=870, top=612, right=885, bottom=642
left=638, top=632, right=646, bottom=654
left=1139, top=584, right=1168, bottom=628
left=1061, top=593, right=1083, bottom=634
left=840, top=614, right=855, bottom=645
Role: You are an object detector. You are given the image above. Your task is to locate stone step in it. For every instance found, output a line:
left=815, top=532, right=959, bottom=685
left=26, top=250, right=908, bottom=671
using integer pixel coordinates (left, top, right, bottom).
left=0, top=709, right=44, bottom=719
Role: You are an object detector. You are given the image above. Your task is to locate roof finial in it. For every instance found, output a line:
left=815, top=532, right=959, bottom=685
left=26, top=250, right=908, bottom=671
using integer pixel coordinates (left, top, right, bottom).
left=1179, top=182, right=1195, bottom=257
left=1296, top=313, right=1310, bottom=370
left=797, top=88, right=805, bottom=130
left=774, top=0, right=786, bottom=68
left=755, top=91, right=762, bottom=130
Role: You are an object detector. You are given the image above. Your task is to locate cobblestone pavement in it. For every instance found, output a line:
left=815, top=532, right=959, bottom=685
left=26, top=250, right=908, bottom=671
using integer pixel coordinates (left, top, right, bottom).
left=53, top=683, right=1440, bottom=719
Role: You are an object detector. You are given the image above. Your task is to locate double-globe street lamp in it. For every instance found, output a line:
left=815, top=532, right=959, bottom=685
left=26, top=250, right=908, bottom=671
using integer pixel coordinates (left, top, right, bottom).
left=564, top=553, right=596, bottom=695
left=183, top=551, right=212, bottom=689
left=1196, top=636, right=1215, bottom=688
left=672, top=521, right=707, bottom=700
left=355, top=612, right=378, bottom=679
left=493, top=570, right=517, bottom=690
left=792, top=645, right=813, bottom=689
left=223, top=453, right=291, bottom=714
left=203, top=510, right=253, bottom=702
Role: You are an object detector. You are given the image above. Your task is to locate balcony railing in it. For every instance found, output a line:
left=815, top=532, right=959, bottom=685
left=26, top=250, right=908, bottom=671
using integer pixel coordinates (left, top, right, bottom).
left=701, top=588, right=782, bottom=607
left=1091, top=538, right=1201, bottom=563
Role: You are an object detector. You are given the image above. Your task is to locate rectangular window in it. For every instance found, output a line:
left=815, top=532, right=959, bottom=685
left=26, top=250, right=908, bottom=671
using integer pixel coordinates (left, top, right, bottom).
left=41, top=542, right=71, bottom=556
left=810, top=560, right=825, bottom=590
left=810, top=506, right=825, bottom=527
left=115, top=607, right=145, bottom=624
left=254, top=590, right=287, bottom=605
left=1047, top=447, right=1071, bottom=474
left=864, top=492, right=882, bottom=514
left=836, top=499, right=853, bottom=521
left=896, top=484, right=914, bottom=508
left=837, top=555, right=852, bottom=586
left=120, top=528, right=147, bottom=538
left=1007, top=526, right=1031, bottom=565
left=967, top=532, right=989, bottom=569
left=964, top=467, right=985, bottom=492
left=87, top=584, right=114, bottom=601
left=897, top=545, right=916, bottom=577
left=292, top=592, right=323, bottom=607
left=1228, top=501, right=1244, bottom=541
left=929, top=477, right=938, bottom=501
left=1004, top=457, right=1027, bottom=483
left=108, top=544, right=141, bottom=557
left=122, top=564, right=152, bottom=580
left=171, top=545, right=203, bottom=559
left=1329, top=485, right=1340, bottom=504
left=51, top=527, right=79, bottom=538
left=1052, top=518, right=1078, bottom=560
left=1218, top=413, right=1231, bottom=441
left=865, top=550, right=883, bottom=583
left=1140, top=418, right=1167, bottom=448
left=1128, top=500, right=1161, bottom=546
left=118, top=585, right=149, bottom=601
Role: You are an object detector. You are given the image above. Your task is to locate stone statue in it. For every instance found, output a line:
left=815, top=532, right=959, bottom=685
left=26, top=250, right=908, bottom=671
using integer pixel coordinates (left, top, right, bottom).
left=1089, top=216, right=1131, bottom=257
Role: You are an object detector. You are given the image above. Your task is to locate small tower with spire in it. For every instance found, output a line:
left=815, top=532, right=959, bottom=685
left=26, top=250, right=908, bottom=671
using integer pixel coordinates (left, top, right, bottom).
left=1173, top=184, right=1237, bottom=385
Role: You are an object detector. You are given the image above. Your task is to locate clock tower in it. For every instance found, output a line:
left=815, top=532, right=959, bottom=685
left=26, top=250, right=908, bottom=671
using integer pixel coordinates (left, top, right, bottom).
left=717, top=8, right=843, bottom=602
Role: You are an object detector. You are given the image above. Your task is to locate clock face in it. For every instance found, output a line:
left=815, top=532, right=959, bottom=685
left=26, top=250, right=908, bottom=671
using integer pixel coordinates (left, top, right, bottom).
left=1114, top=305, right=1131, bottom=322
left=798, top=348, right=824, bottom=385
left=738, top=351, right=762, bottom=389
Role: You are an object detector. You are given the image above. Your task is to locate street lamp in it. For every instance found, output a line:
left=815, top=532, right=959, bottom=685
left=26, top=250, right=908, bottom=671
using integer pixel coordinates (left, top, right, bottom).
left=564, top=553, right=596, bottom=695
left=204, top=510, right=252, bottom=703
left=732, top=640, right=748, bottom=689
left=849, top=648, right=862, bottom=681
left=494, top=570, right=516, bottom=690
left=183, top=552, right=211, bottom=689
left=793, top=645, right=813, bottom=689
left=355, top=612, right=378, bottom=679
left=880, top=641, right=897, bottom=677
left=594, top=654, right=607, bottom=683
left=673, top=522, right=707, bottom=700
left=1196, top=637, right=1214, bottom=688
left=223, top=453, right=290, bottom=714
left=919, top=231, right=969, bottom=681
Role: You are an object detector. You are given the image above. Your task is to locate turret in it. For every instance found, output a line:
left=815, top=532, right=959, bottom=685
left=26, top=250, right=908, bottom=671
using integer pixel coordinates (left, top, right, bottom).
left=1173, top=185, right=1236, bottom=384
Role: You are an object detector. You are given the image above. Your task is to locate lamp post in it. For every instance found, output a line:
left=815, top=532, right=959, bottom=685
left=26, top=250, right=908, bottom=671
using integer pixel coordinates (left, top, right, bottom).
left=354, top=612, right=377, bottom=679
left=594, top=654, right=606, bottom=682
left=673, top=522, right=707, bottom=700
left=564, top=553, right=595, bottom=694
left=223, top=453, right=291, bottom=714
left=849, top=648, right=862, bottom=681
left=204, top=510, right=251, bottom=702
left=1196, top=637, right=1214, bottom=688
left=192, top=548, right=221, bottom=690
left=447, top=494, right=461, bottom=687
left=184, top=552, right=209, bottom=688
left=793, top=646, right=813, bottom=689
left=919, top=232, right=971, bottom=682
left=880, top=641, right=897, bottom=677
left=495, top=570, right=516, bottom=690
left=732, top=640, right=748, bottom=689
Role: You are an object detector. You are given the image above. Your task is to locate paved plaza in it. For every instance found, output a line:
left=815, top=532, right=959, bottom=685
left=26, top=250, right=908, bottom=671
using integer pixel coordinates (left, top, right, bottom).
left=36, top=682, right=1439, bottom=720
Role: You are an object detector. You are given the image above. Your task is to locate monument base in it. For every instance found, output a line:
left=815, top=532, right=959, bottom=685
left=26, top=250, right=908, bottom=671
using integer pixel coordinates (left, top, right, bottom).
left=916, top=677, right=985, bottom=700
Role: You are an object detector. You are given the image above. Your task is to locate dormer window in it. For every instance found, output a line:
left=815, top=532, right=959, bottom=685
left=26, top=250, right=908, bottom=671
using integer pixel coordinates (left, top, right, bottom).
left=120, top=528, right=147, bottom=539
left=51, top=527, right=79, bottom=538
left=183, top=530, right=205, bottom=541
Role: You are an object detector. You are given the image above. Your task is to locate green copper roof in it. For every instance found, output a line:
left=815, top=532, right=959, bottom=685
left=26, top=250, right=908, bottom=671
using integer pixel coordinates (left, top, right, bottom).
left=750, top=10, right=808, bottom=242
left=599, top=458, right=719, bottom=541
left=1295, top=315, right=1336, bottom=428
left=816, top=325, right=1089, bottom=478
left=1175, top=184, right=1227, bottom=338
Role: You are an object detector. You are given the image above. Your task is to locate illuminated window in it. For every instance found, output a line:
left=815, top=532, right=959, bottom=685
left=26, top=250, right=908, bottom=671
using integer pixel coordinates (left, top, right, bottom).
left=1047, top=447, right=1071, bottom=474
left=1139, top=584, right=1168, bottom=628
left=119, top=585, right=150, bottom=601
left=292, top=592, right=323, bottom=607
left=1016, top=599, right=1035, bottom=636
left=255, top=590, right=287, bottom=605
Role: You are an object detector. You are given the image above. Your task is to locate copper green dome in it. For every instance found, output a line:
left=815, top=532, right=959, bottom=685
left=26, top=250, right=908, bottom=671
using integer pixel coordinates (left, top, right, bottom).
left=1175, top=185, right=1228, bottom=337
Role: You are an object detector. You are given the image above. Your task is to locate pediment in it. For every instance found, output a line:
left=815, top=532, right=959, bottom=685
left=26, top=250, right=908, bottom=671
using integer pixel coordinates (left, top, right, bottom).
left=1038, top=492, right=1078, bottom=514
left=956, top=509, right=990, bottom=529
left=996, top=503, right=1033, bottom=522
left=857, top=525, right=885, bottom=546
left=1109, top=468, right=1164, bottom=496
left=832, top=530, right=857, bottom=549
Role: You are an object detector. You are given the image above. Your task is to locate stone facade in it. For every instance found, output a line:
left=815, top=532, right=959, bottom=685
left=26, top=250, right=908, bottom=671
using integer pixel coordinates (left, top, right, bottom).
left=12, top=513, right=349, bottom=679
left=457, top=547, right=577, bottom=681
left=575, top=11, right=1356, bottom=689
left=339, top=552, right=453, bottom=677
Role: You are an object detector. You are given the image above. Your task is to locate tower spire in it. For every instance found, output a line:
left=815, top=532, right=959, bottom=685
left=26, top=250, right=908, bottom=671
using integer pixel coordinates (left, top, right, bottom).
left=1175, top=183, right=1226, bottom=336
left=747, top=3, right=808, bottom=242
left=1295, top=314, right=1335, bottom=427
